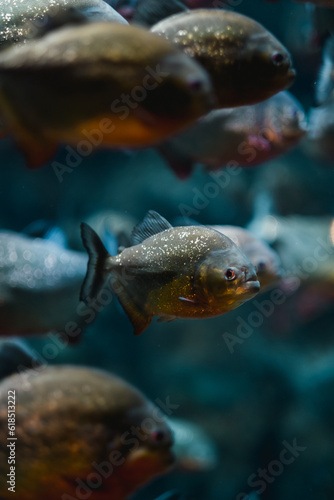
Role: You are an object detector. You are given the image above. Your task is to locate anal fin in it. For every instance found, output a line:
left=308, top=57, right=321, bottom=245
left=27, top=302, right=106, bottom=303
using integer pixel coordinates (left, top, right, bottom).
left=158, top=145, right=194, bottom=179
left=0, top=88, right=57, bottom=168
left=113, top=279, right=152, bottom=336
left=17, top=137, right=57, bottom=169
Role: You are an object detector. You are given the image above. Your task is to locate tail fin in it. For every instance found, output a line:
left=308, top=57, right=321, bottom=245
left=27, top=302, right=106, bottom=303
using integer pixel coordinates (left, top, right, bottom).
left=80, top=223, right=110, bottom=304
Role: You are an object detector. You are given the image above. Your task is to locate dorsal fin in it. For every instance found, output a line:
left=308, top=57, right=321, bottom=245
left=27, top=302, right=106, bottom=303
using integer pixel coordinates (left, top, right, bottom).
left=131, top=211, right=172, bottom=245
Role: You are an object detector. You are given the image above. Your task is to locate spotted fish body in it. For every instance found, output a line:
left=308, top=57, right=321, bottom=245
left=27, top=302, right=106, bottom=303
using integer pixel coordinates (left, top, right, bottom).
left=80, top=211, right=260, bottom=335
left=151, top=9, right=296, bottom=108
left=0, top=0, right=128, bottom=50
left=0, top=365, right=174, bottom=500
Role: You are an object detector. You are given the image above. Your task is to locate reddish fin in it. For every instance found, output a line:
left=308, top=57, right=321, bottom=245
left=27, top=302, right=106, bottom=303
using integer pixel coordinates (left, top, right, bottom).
left=0, top=89, right=57, bottom=168
left=17, top=138, right=57, bottom=169
left=0, top=125, right=8, bottom=139
left=158, top=145, right=194, bottom=179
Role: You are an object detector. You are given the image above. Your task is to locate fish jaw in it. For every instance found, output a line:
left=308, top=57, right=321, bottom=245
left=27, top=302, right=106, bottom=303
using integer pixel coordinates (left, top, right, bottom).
left=115, top=446, right=176, bottom=494
left=234, top=269, right=261, bottom=302
left=282, top=68, right=297, bottom=90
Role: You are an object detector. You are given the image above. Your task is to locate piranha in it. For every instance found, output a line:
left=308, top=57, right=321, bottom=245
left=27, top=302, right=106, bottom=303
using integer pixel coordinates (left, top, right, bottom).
left=159, top=91, right=307, bottom=178
left=0, top=229, right=88, bottom=340
left=151, top=9, right=296, bottom=108
left=80, top=210, right=260, bottom=335
left=0, top=359, right=175, bottom=499
left=209, top=225, right=283, bottom=291
left=0, top=22, right=214, bottom=168
left=0, top=0, right=128, bottom=51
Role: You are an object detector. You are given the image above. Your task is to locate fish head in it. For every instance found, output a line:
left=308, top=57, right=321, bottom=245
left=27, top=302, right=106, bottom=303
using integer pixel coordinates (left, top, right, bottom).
left=239, top=28, right=296, bottom=104
left=143, top=50, right=215, bottom=124
left=112, top=402, right=175, bottom=488
left=269, top=92, right=307, bottom=146
left=247, top=245, right=284, bottom=290
left=194, top=247, right=260, bottom=307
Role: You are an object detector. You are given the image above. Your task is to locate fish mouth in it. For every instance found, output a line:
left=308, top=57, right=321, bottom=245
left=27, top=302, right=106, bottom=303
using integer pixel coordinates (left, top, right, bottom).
left=283, top=68, right=296, bottom=88
left=126, top=447, right=176, bottom=469
left=243, top=279, right=261, bottom=293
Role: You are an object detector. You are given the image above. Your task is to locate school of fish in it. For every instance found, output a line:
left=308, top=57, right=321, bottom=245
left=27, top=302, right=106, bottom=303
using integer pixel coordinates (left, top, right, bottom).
left=0, top=0, right=333, bottom=499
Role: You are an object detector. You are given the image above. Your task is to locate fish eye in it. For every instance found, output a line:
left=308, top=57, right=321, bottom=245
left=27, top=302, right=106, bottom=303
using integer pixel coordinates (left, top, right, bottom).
left=257, top=261, right=267, bottom=272
left=188, top=79, right=203, bottom=92
left=272, top=52, right=285, bottom=65
left=150, top=430, right=166, bottom=443
left=260, top=130, right=270, bottom=141
left=224, top=268, right=236, bottom=281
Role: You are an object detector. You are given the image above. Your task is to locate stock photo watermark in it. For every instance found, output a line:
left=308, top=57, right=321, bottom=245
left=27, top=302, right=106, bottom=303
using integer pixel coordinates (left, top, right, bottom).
left=236, top=439, right=307, bottom=499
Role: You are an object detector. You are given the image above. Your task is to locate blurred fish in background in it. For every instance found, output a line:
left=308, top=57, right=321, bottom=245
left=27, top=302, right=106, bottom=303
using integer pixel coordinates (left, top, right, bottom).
left=250, top=214, right=334, bottom=328
left=158, top=91, right=306, bottom=178
left=0, top=351, right=175, bottom=500
left=0, top=21, right=214, bottom=168
left=151, top=9, right=296, bottom=107
left=0, top=228, right=87, bottom=340
left=305, top=35, right=334, bottom=161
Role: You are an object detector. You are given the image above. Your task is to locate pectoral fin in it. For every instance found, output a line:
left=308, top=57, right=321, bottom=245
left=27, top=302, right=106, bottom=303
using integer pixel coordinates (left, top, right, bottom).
left=178, top=297, right=197, bottom=304
left=17, top=137, right=57, bottom=169
left=157, top=316, right=176, bottom=323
